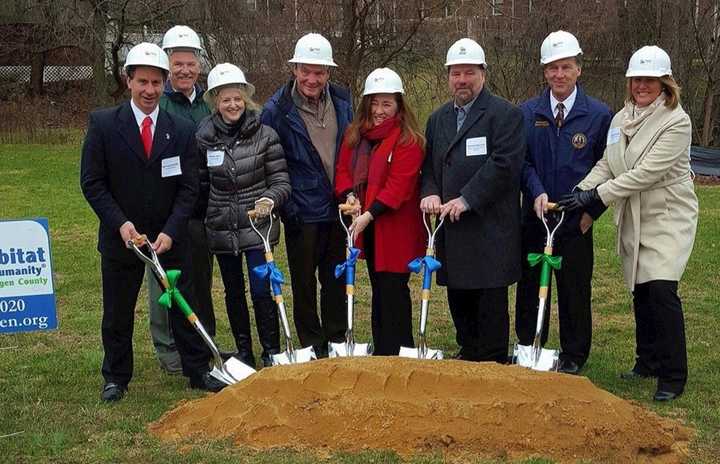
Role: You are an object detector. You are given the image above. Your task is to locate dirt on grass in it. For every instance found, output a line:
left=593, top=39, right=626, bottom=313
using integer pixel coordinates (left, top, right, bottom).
left=149, top=357, right=692, bottom=463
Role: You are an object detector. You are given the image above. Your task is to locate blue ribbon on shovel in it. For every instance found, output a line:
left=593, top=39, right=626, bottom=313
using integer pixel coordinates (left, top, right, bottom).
left=408, top=255, right=442, bottom=290
left=253, top=261, right=285, bottom=297
left=334, top=247, right=361, bottom=284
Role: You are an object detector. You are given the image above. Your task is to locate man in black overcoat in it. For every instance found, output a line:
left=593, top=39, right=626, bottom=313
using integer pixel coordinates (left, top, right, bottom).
left=420, top=38, right=525, bottom=362
left=80, top=42, right=224, bottom=401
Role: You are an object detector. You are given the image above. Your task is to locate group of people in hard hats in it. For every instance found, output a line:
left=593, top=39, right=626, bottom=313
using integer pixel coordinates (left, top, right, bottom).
left=80, top=25, right=698, bottom=404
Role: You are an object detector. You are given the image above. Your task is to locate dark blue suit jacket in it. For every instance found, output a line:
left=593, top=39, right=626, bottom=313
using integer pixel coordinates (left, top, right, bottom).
left=520, top=86, right=612, bottom=235
left=80, top=100, right=199, bottom=263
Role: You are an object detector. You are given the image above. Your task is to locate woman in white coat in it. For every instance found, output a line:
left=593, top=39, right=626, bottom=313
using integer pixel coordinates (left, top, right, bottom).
left=559, top=46, right=698, bottom=402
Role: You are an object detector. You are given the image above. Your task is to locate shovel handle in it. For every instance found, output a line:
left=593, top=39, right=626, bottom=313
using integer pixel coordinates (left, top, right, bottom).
left=546, top=202, right=562, bottom=212
left=129, top=234, right=148, bottom=248
left=339, top=203, right=357, bottom=213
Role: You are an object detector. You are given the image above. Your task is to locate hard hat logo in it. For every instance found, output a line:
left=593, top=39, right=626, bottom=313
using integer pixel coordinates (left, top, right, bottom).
left=459, top=47, right=467, bottom=55
left=552, top=41, right=564, bottom=48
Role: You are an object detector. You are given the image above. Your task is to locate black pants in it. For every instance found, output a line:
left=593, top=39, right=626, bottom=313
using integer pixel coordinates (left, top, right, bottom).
left=447, top=286, right=509, bottom=362
left=284, top=220, right=347, bottom=356
left=100, top=252, right=210, bottom=387
left=188, top=218, right=216, bottom=335
left=633, top=280, right=687, bottom=394
left=364, top=225, right=414, bottom=356
left=515, top=226, right=594, bottom=366
left=216, top=250, right=280, bottom=366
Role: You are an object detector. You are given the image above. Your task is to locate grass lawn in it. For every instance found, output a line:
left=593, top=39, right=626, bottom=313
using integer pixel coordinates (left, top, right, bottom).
left=0, top=137, right=718, bottom=463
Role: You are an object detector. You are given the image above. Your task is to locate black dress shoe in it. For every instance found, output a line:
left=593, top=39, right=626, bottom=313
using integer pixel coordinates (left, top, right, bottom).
left=654, top=390, right=682, bottom=402
left=101, top=382, right=127, bottom=402
left=620, top=369, right=654, bottom=380
left=189, top=372, right=227, bottom=393
left=261, top=349, right=280, bottom=367
left=558, top=359, right=581, bottom=375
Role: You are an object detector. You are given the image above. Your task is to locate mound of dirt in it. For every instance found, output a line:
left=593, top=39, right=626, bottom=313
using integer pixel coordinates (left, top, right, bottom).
left=149, top=357, right=692, bottom=463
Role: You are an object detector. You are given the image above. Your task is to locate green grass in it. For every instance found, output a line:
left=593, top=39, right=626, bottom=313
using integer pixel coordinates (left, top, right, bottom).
left=0, top=142, right=718, bottom=463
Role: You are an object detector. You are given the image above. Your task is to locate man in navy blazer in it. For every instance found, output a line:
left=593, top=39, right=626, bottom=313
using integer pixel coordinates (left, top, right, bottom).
left=80, top=43, right=223, bottom=402
left=515, top=31, right=612, bottom=375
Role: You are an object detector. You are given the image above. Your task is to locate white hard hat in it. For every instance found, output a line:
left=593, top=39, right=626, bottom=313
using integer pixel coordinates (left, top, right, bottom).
left=162, top=25, right=202, bottom=52
left=540, top=30, right=583, bottom=65
left=203, top=63, right=256, bottom=106
left=626, top=46, right=672, bottom=77
left=124, top=42, right=169, bottom=72
left=288, top=33, right=338, bottom=67
left=445, top=38, right=486, bottom=68
left=362, top=68, right=404, bottom=95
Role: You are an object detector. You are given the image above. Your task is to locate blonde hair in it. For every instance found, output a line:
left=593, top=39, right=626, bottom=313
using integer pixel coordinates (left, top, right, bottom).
left=625, top=75, right=681, bottom=109
left=210, top=84, right=259, bottom=111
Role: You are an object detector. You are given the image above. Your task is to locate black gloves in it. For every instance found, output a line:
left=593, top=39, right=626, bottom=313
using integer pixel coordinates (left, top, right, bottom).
left=558, top=188, right=601, bottom=212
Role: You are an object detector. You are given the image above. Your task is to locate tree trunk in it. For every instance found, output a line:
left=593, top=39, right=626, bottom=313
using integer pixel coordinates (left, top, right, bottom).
left=90, top=1, right=112, bottom=107
left=701, top=90, right=714, bottom=147
left=29, top=51, right=46, bottom=96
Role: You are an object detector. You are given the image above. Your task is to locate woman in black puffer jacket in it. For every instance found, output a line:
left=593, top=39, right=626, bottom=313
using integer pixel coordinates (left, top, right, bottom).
left=197, top=63, right=290, bottom=368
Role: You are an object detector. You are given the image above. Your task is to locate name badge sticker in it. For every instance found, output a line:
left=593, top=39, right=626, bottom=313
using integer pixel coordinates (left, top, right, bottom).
left=607, top=127, right=621, bottom=146
left=161, top=156, right=182, bottom=178
left=206, top=150, right=224, bottom=167
left=466, top=137, right=487, bottom=157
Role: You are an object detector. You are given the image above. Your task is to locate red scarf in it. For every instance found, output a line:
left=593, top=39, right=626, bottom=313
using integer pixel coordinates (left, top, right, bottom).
left=351, top=117, right=400, bottom=203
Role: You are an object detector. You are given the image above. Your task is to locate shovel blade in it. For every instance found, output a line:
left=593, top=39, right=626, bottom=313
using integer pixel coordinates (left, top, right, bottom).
left=209, top=357, right=257, bottom=385
left=513, top=343, right=559, bottom=372
left=328, top=342, right=373, bottom=358
left=271, top=346, right=317, bottom=365
left=398, top=346, right=444, bottom=360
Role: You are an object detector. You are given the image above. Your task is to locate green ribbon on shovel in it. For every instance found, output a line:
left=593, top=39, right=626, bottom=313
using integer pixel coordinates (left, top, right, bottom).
left=157, top=269, right=194, bottom=319
left=527, top=253, right=562, bottom=288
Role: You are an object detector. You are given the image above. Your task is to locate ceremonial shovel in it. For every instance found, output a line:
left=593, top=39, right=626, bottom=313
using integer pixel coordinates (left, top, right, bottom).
left=399, top=214, right=444, bottom=360
left=513, top=203, right=565, bottom=371
left=329, top=203, right=373, bottom=358
left=128, top=235, right=255, bottom=385
left=248, top=207, right=316, bottom=365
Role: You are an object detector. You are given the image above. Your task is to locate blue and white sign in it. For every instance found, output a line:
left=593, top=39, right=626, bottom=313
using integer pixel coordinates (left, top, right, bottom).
left=0, top=218, right=57, bottom=333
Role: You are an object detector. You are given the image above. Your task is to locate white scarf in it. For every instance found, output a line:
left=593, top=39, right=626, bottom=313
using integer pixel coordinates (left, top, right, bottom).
left=620, top=94, right=666, bottom=140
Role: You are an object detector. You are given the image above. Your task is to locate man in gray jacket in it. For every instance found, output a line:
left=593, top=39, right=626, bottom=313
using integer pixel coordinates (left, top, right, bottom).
left=420, top=38, right=525, bottom=362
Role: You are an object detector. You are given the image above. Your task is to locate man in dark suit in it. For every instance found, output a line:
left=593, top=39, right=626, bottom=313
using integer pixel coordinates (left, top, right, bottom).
left=80, top=42, right=224, bottom=402
left=420, top=38, right=525, bottom=363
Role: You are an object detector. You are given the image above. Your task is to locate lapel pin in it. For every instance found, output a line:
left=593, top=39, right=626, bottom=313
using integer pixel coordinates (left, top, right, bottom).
left=166, top=133, right=170, bottom=140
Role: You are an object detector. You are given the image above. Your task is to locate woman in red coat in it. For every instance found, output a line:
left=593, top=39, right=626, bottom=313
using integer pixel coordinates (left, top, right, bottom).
left=335, top=68, right=426, bottom=355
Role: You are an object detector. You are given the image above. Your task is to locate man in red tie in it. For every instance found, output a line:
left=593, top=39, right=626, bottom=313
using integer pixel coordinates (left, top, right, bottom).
left=80, top=42, right=225, bottom=402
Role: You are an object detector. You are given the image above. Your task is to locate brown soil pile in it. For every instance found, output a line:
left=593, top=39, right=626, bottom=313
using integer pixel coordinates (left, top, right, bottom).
left=149, top=357, right=692, bottom=463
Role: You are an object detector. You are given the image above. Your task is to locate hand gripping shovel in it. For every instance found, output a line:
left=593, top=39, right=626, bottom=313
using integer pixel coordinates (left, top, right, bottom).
left=399, top=214, right=444, bottom=360
left=328, top=203, right=373, bottom=358
left=513, top=203, right=565, bottom=371
left=128, top=235, right=255, bottom=385
left=248, top=208, right=316, bottom=365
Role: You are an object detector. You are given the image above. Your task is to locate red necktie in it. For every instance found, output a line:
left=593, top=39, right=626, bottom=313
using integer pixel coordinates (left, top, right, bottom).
left=141, top=116, right=153, bottom=158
